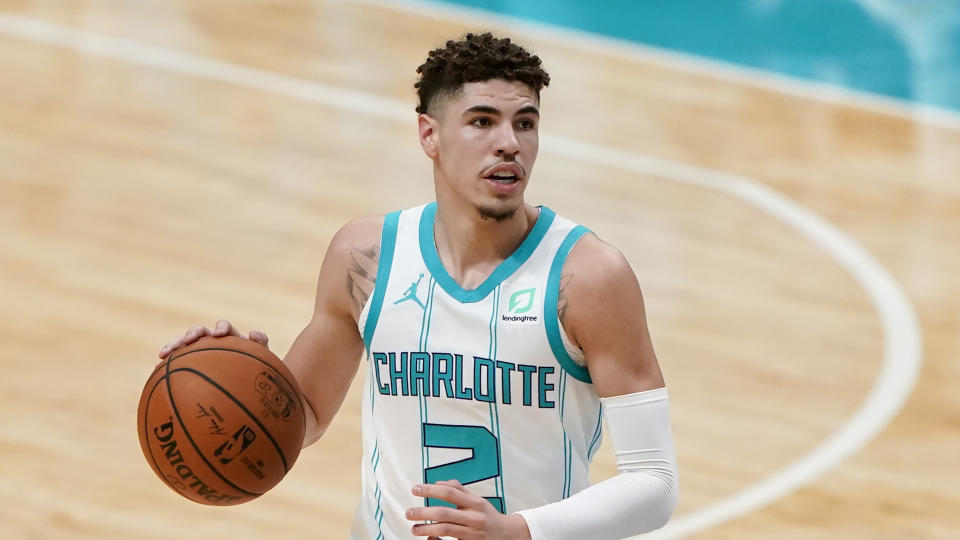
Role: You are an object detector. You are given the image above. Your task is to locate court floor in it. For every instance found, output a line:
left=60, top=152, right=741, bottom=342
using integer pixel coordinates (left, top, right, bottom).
left=0, top=1, right=958, bottom=539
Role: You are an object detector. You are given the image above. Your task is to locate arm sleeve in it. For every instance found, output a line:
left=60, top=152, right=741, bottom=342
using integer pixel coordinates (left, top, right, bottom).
left=515, top=387, right=678, bottom=540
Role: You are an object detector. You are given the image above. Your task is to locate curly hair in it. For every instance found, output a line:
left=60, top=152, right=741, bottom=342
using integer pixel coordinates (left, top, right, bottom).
left=415, top=32, right=550, bottom=115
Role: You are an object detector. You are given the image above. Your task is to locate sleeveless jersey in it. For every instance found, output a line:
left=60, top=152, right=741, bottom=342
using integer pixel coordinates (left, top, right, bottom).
left=350, top=202, right=603, bottom=540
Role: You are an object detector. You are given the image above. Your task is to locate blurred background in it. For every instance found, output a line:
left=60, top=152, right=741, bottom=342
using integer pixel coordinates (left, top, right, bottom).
left=1, top=1, right=957, bottom=538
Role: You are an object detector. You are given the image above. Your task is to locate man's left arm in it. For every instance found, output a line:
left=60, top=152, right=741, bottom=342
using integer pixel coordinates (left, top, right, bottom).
left=514, top=233, right=678, bottom=540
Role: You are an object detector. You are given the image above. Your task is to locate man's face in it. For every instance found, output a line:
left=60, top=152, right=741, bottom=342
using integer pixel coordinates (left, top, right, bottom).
left=422, top=79, right=540, bottom=221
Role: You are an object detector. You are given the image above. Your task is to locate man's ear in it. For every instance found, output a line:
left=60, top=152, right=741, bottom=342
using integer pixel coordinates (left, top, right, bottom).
left=418, top=113, right=439, bottom=158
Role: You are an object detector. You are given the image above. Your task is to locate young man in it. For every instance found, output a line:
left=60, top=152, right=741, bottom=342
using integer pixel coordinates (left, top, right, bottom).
left=159, top=33, right=677, bottom=540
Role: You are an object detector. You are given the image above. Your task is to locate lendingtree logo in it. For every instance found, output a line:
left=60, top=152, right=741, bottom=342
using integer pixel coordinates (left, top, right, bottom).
left=508, top=288, right=536, bottom=314
left=502, top=287, right=539, bottom=325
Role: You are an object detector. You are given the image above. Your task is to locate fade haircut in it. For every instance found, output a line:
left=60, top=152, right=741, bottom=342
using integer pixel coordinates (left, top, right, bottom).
left=414, top=32, right=550, bottom=115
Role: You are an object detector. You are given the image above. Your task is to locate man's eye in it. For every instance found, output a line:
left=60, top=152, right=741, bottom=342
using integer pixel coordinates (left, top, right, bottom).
left=471, top=117, right=492, bottom=127
left=518, top=120, right=535, bottom=130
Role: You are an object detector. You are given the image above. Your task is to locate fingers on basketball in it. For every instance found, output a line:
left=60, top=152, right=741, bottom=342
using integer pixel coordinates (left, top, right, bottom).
left=158, top=320, right=268, bottom=360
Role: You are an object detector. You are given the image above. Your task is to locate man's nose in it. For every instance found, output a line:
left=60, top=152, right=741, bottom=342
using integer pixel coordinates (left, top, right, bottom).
left=494, top=123, right=520, bottom=157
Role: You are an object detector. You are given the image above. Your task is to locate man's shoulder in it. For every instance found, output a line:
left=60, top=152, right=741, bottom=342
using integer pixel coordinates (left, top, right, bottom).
left=330, top=214, right=386, bottom=251
left=341, top=214, right=387, bottom=237
left=557, top=231, right=647, bottom=352
left=565, top=232, right=633, bottom=283
left=558, top=231, right=642, bottom=315
left=332, top=202, right=433, bottom=246
left=329, top=201, right=437, bottom=256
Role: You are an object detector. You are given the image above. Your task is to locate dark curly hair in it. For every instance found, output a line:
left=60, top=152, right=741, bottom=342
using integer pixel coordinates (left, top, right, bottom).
left=415, top=32, right=550, bottom=115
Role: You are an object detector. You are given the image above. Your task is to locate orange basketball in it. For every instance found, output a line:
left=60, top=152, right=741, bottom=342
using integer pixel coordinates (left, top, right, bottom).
left=137, top=336, right=306, bottom=505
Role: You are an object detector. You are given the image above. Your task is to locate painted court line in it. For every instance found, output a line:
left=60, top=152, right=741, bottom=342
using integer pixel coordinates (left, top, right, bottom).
left=0, top=12, right=923, bottom=538
left=544, top=136, right=923, bottom=539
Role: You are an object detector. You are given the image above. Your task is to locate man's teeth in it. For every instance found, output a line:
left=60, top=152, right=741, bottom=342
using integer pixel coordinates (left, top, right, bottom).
left=489, top=172, right=517, bottom=181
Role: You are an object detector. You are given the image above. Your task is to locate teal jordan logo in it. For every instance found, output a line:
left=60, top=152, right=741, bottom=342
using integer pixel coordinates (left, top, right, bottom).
left=394, top=273, right=426, bottom=309
left=502, top=287, right=539, bottom=325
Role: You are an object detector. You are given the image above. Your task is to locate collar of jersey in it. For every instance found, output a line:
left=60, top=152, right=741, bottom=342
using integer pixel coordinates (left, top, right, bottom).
left=419, top=201, right=556, bottom=303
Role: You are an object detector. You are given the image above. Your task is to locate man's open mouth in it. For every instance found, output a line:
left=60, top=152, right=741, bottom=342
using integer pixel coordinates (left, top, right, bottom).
left=482, top=162, right=524, bottom=184
left=485, top=171, right=519, bottom=183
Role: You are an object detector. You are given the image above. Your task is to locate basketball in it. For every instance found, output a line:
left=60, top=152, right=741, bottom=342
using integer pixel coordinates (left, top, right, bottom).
left=137, top=336, right=306, bottom=506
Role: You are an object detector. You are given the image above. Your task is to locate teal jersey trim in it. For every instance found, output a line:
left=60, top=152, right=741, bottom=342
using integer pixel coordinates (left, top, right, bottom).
left=487, top=285, right=505, bottom=510
left=419, top=278, right=437, bottom=473
left=369, top=376, right=385, bottom=539
left=363, top=211, right=401, bottom=353
left=559, top=371, right=568, bottom=498
left=419, top=202, right=556, bottom=303
left=586, top=407, right=604, bottom=459
left=544, top=225, right=592, bottom=383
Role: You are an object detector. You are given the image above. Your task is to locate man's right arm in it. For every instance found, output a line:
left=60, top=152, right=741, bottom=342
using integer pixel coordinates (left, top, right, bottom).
left=282, top=215, right=385, bottom=447
left=156, top=215, right=385, bottom=448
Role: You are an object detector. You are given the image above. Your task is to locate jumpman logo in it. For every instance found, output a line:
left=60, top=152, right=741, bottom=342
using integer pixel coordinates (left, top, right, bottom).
left=394, top=273, right=426, bottom=309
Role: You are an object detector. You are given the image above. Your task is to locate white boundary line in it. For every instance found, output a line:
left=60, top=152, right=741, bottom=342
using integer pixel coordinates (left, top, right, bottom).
left=0, top=12, right=923, bottom=538
left=544, top=136, right=924, bottom=538
left=354, top=0, right=960, bottom=132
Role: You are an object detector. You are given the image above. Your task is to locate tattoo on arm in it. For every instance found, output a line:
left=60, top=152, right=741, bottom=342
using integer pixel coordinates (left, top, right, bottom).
left=347, top=245, right=379, bottom=313
left=557, top=273, right=573, bottom=326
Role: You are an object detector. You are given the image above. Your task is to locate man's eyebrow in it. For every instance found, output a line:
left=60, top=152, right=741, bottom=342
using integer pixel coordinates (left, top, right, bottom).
left=516, top=105, right=540, bottom=117
left=462, top=105, right=540, bottom=117
left=462, top=105, right=501, bottom=116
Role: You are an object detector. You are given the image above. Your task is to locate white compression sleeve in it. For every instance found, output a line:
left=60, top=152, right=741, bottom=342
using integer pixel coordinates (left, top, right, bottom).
left=515, top=387, right=678, bottom=540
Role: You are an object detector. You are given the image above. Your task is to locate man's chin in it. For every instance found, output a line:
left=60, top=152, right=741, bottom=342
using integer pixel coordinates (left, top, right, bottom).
left=476, top=202, right=519, bottom=222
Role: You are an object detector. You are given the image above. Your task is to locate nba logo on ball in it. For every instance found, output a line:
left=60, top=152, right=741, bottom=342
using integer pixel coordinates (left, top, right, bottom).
left=214, top=425, right=257, bottom=465
left=502, top=287, right=540, bottom=326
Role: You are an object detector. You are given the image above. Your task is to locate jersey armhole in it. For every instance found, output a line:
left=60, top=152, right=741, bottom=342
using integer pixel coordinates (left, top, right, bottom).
left=361, top=210, right=401, bottom=355
left=544, top=225, right=592, bottom=383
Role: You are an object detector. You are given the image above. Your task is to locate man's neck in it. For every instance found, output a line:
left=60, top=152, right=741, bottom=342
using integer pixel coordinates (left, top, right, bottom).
left=433, top=199, right=538, bottom=290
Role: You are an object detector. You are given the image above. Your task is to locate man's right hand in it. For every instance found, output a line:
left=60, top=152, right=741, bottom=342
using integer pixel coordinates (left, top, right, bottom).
left=158, top=319, right=269, bottom=360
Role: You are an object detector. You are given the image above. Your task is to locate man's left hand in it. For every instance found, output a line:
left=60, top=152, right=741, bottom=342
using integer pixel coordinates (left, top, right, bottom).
left=406, top=480, right=531, bottom=540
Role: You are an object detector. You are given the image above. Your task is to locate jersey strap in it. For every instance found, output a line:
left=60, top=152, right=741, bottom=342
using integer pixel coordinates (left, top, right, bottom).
left=544, top=225, right=592, bottom=383
left=363, top=210, right=401, bottom=353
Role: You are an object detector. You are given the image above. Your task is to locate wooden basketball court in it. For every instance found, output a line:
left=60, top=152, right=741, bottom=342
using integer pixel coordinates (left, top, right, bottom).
left=0, top=1, right=957, bottom=538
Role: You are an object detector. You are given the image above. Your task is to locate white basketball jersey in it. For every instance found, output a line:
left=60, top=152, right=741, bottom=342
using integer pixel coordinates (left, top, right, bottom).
left=351, top=203, right=602, bottom=540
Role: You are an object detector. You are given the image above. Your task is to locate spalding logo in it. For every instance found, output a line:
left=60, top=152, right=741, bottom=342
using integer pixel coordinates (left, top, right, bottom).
left=152, top=419, right=245, bottom=504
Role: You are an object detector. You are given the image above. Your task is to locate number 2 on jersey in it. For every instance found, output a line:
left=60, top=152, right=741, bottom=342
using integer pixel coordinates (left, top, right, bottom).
left=422, top=423, right=504, bottom=513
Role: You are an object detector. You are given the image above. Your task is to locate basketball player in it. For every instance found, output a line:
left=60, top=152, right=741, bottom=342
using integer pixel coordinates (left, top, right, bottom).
left=159, top=33, right=678, bottom=539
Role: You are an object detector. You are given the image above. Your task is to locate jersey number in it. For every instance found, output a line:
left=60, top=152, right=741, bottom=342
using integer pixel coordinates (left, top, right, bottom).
left=422, top=423, right=504, bottom=513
